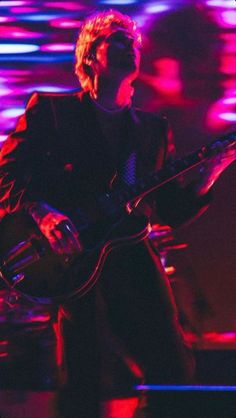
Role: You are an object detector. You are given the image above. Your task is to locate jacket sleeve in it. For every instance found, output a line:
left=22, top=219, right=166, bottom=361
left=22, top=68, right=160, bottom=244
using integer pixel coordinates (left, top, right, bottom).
left=152, top=120, right=213, bottom=228
left=0, top=92, right=50, bottom=220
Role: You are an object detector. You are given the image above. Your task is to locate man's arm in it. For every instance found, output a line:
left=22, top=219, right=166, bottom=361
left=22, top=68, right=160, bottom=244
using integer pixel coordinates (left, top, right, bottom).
left=0, top=93, right=82, bottom=255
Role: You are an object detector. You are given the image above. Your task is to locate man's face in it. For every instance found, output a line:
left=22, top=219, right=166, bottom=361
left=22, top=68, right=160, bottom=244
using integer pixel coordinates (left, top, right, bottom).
left=92, top=28, right=141, bottom=81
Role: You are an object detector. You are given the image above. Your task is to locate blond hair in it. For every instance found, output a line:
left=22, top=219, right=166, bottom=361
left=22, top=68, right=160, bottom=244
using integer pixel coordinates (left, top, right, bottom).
left=75, top=9, right=141, bottom=91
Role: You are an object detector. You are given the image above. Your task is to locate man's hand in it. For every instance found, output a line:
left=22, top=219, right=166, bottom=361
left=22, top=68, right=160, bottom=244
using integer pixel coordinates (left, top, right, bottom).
left=197, top=143, right=236, bottom=196
left=28, top=202, right=83, bottom=255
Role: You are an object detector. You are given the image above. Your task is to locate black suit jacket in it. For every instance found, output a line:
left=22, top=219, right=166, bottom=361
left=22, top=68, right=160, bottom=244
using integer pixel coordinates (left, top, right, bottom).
left=0, top=90, right=210, bottom=226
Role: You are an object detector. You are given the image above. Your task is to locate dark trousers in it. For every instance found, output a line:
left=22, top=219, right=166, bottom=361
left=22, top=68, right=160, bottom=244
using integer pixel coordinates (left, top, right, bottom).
left=56, top=243, right=195, bottom=418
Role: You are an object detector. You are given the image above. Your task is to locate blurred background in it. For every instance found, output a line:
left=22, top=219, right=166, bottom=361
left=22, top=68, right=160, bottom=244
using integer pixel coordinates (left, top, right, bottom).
left=0, top=0, right=236, bottom=347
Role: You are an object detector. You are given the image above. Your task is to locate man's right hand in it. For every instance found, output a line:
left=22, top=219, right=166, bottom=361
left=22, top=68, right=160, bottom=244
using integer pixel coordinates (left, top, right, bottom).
left=28, top=202, right=83, bottom=255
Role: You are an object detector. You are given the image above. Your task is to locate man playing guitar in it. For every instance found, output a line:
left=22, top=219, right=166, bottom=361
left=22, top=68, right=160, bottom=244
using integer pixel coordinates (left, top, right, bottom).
left=0, top=9, right=235, bottom=418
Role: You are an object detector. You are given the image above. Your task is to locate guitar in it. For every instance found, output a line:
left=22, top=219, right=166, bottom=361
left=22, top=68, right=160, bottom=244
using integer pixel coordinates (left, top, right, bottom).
left=0, top=131, right=235, bottom=303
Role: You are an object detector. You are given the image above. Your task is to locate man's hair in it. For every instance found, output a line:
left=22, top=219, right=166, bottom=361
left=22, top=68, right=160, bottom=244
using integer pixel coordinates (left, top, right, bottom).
left=75, top=9, right=141, bottom=91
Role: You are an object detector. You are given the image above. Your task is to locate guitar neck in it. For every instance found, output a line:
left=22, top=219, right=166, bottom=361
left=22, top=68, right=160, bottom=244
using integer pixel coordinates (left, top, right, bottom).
left=99, top=131, right=236, bottom=213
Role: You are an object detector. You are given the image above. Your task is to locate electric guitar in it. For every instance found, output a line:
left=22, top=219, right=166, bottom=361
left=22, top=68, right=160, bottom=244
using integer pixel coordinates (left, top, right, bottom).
left=0, top=131, right=235, bottom=303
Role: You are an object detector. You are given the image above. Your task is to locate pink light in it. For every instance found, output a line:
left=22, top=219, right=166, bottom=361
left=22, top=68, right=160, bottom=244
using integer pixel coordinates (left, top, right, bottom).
left=29, top=314, right=51, bottom=322
left=221, top=11, right=236, bottom=26
left=44, top=2, right=85, bottom=10
left=206, top=96, right=236, bottom=130
left=10, top=7, right=40, bottom=14
left=50, top=18, right=81, bottom=29
left=220, top=55, right=236, bottom=75
left=101, top=398, right=140, bottom=418
left=0, top=69, right=31, bottom=76
left=40, top=43, right=74, bottom=52
left=203, top=332, right=236, bottom=343
left=140, top=58, right=183, bottom=100
left=0, top=16, right=15, bottom=22
left=223, top=98, right=236, bottom=104
left=220, top=34, right=236, bottom=53
left=211, top=10, right=236, bottom=28
left=0, top=86, right=12, bottom=95
left=0, top=26, right=43, bottom=39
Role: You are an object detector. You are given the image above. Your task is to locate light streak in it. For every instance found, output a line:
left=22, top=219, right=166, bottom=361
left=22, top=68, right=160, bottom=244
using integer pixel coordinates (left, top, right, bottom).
left=0, top=44, right=39, bottom=54
left=219, top=112, right=236, bottom=121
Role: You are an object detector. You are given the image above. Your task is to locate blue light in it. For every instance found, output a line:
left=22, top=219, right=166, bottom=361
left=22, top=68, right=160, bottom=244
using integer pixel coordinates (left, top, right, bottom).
left=99, top=0, right=137, bottom=4
left=0, top=44, right=39, bottom=54
left=20, top=14, right=67, bottom=21
left=136, top=385, right=236, bottom=391
left=0, top=54, right=72, bottom=62
left=28, top=86, right=72, bottom=93
left=2, top=107, right=24, bottom=118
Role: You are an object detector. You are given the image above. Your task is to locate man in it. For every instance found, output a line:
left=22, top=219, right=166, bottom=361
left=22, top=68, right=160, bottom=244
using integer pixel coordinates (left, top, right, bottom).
left=0, top=9, right=235, bottom=418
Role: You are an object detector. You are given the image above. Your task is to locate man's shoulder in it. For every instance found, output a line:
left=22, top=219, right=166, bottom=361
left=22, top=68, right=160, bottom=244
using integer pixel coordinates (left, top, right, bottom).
left=26, top=89, right=83, bottom=110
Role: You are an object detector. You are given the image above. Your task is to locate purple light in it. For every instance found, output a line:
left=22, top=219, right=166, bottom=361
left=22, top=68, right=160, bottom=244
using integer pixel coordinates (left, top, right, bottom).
left=0, top=44, right=39, bottom=54
left=40, top=43, right=74, bottom=52
left=219, top=112, right=236, bottom=121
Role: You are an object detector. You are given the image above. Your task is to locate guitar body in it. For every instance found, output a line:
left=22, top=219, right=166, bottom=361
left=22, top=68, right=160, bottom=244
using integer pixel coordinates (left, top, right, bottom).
left=0, top=211, right=150, bottom=303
